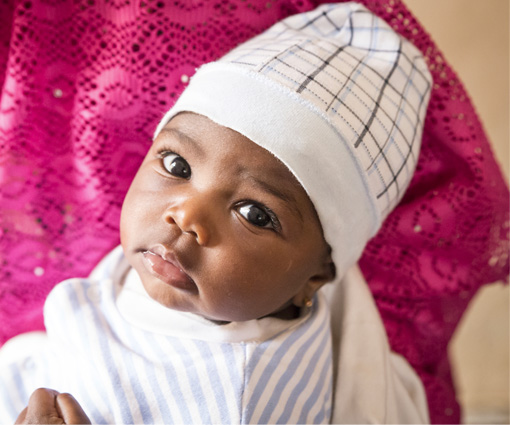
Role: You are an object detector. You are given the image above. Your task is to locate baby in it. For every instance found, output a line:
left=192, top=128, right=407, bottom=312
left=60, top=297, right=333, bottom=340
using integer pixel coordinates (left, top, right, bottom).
left=1, top=3, right=432, bottom=424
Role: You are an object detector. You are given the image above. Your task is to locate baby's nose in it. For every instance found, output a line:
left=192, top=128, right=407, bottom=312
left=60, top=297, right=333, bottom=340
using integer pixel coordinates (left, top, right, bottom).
left=162, top=194, right=212, bottom=246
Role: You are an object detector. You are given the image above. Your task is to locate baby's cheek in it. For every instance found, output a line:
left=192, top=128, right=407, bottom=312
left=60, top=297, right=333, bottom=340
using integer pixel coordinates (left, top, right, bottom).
left=200, top=271, right=261, bottom=320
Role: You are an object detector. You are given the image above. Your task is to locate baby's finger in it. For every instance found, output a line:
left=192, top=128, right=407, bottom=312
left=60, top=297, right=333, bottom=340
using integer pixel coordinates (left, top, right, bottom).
left=26, top=388, right=60, bottom=419
left=55, top=393, right=91, bottom=424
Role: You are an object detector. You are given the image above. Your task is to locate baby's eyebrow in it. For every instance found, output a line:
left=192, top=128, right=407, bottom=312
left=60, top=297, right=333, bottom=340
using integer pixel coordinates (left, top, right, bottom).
left=158, top=127, right=205, bottom=158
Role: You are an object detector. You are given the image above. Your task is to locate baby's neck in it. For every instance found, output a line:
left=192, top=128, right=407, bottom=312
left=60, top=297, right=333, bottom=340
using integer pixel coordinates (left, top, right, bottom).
left=267, top=303, right=301, bottom=321
left=208, top=303, right=301, bottom=326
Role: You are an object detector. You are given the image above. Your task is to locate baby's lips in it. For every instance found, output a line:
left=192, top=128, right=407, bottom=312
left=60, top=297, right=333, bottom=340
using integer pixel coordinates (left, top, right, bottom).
left=142, top=249, right=197, bottom=292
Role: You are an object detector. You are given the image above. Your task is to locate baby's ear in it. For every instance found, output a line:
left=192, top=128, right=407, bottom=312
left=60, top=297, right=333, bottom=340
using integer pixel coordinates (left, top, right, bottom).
left=292, top=254, right=335, bottom=308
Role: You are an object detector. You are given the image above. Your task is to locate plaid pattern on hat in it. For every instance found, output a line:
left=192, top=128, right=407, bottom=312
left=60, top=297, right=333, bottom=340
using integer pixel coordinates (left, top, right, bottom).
left=220, top=4, right=431, bottom=217
left=155, top=2, right=432, bottom=279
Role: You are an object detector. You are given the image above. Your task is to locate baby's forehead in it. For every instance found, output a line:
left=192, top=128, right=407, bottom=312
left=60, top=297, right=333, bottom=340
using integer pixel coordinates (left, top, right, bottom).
left=159, top=112, right=290, bottom=174
left=159, top=116, right=290, bottom=174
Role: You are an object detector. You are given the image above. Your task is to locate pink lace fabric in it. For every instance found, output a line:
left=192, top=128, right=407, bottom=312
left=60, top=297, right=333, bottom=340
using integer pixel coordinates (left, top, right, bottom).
left=0, top=0, right=508, bottom=423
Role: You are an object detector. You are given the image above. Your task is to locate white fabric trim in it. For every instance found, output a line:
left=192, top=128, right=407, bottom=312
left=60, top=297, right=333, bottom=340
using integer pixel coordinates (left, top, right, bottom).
left=0, top=331, right=48, bottom=367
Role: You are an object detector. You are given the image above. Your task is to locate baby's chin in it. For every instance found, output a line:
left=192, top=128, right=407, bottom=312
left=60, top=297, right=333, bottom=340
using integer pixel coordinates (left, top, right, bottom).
left=141, top=282, right=296, bottom=324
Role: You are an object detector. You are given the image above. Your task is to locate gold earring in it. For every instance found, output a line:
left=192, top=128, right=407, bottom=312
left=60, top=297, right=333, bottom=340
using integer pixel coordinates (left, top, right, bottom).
left=303, top=297, right=313, bottom=308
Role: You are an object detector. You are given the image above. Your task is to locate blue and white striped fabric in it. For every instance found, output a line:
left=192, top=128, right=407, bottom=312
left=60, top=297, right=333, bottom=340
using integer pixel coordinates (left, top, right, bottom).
left=0, top=247, right=332, bottom=424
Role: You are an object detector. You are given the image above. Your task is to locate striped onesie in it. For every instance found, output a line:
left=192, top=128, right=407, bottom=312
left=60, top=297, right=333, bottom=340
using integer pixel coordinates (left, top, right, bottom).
left=0, top=247, right=333, bottom=423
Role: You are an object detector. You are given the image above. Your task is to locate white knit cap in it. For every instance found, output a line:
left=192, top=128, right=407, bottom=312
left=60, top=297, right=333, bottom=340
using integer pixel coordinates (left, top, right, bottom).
left=154, top=2, right=432, bottom=280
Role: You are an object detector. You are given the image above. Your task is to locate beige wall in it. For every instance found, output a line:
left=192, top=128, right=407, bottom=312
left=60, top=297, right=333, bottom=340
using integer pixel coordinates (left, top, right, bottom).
left=404, top=1, right=509, bottom=423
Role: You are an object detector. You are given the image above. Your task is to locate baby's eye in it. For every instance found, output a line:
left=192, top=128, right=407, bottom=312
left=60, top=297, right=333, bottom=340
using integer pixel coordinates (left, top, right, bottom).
left=161, top=153, right=191, bottom=179
left=238, top=203, right=280, bottom=231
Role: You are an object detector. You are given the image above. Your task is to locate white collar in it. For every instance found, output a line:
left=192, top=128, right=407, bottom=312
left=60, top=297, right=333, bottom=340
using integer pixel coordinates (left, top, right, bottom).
left=116, top=267, right=314, bottom=344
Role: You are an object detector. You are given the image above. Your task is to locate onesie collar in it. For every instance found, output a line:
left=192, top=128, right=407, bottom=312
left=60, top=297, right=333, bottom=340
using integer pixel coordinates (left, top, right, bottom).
left=116, top=267, right=317, bottom=344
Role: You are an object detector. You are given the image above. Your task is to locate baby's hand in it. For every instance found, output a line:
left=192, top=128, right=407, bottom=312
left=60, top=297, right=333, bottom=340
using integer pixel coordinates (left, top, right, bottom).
left=15, top=388, right=91, bottom=424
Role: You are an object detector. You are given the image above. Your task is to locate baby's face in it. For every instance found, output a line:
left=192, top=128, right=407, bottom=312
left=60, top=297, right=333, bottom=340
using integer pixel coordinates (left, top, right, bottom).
left=120, top=112, right=333, bottom=322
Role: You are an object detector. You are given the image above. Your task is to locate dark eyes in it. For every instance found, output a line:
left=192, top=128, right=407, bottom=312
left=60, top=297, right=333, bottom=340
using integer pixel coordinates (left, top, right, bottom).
left=161, top=153, right=191, bottom=179
left=238, top=203, right=281, bottom=231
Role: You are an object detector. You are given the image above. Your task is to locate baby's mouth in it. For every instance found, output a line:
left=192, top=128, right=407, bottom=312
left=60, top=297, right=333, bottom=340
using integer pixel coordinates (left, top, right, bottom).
left=141, top=248, right=197, bottom=293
